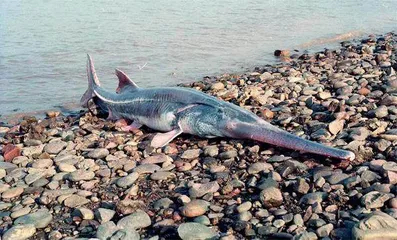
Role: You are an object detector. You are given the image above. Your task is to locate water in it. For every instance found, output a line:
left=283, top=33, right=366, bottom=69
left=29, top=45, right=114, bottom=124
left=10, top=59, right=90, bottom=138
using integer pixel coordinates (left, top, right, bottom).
left=1, top=0, right=396, bottom=117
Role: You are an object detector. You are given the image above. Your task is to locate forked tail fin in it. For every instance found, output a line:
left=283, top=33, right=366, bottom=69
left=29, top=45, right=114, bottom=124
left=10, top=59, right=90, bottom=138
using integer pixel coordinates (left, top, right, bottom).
left=229, top=121, right=355, bottom=160
left=80, top=54, right=101, bottom=107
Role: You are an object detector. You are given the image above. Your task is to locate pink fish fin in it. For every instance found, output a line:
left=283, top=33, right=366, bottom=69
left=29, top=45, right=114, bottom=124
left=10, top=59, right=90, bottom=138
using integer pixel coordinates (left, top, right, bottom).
left=115, top=69, right=139, bottom=93
left=151, top=127, right=183, bottom=148
left=122, top=121, right=143, bottom=132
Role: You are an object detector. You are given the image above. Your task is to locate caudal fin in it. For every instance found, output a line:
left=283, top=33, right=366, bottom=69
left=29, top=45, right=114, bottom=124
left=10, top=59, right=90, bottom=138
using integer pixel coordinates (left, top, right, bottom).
left=80, top=54, right=101, bottom=107
left=228, top=121, right=355, bottom=160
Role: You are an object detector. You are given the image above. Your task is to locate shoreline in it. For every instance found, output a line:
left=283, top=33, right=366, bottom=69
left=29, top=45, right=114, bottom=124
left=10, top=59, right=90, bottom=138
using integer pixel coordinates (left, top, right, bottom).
left=1, top=32, right=397, bottom=239
left=0, top=30, right=370, bottom=122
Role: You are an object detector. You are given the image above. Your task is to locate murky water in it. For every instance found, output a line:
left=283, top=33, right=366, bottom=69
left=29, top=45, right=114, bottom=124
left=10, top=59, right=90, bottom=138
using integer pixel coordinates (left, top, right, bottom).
left=1, top=0, right=396, bottom=117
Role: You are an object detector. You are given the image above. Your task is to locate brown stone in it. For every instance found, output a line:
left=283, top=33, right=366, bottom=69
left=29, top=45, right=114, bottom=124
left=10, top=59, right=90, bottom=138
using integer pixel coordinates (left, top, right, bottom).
left=358, top=87, right=371, bottom=96
left=3, top=144, right=21, bottom=162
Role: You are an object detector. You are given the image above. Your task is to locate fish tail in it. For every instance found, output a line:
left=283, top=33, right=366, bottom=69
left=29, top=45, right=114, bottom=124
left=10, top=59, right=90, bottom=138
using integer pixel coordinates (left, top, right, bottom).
left=227, top=121, right=355, bottom=160
left=80, top=54, right=101, bottom=107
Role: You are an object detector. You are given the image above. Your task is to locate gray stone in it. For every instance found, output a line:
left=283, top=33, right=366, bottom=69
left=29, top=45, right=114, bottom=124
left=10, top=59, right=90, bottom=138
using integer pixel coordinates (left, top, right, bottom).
left=218, top=150, right=237, bottom=160
left=117, top=172, right=139, bottom=188
left=238, top=211, right=252, bottom=221
left=327, top=173, right=350, bottom=185
left=64, top=195, right=89, bottom=208
left=87, top=148, right=109, bottom=159
left=361, top=191, right=393, bottom=209
left=178, top=222, right=217, bottom=240
left=3, top=224, right=36, bottom=240
left=236, top=202, right=252, bottom=213
left=14, top=209, right=53, bottom=228
left=203, top=146, right=219, bottom=157
left=316, top=223, right=333, bottom=237
left=194, top=215, right=211, bottom=225
left=180, top=149, right=201, bottom=160
left=141, top=154, right=172, bottom=164
left=95, top=208, right=116, bottom=223
left=189, top=181, right=220, bottom=198
left=293, top=231, right=318, bottom=240
left=247, top=162, right=273, bottom=174
left=44, top=141, right=67, bottom=154
left=97, top=221, right=119, bottom=240
left=75, top=207, right=94, bottom=220
left=299, top=192, right=328, bottom=205
left=259, top=186, right=283, bottom=208
left=352, top=211, right=397, bottom=240
left=111, top=229, right=140, bottom=240
left=117, top=210, right=151, bottom=230
left=25, top=172, right=45, bottom=185
left=68, top=170, right=95, bottom=181
left=0, top=162, right=18, bottom=171
left=154, top=198, right=174, bottom=210
left=150, top=171, right=175, bottom=180
left=134, top=164, right=160, bottom=174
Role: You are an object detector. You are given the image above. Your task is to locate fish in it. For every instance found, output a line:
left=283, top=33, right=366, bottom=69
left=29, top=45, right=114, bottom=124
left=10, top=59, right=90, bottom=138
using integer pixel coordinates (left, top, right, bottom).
left=81, top=55, right=355, bottom=160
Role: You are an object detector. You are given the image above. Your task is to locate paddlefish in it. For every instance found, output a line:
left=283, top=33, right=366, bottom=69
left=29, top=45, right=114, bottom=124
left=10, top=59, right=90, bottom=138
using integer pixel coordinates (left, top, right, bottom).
left=81, top=55, right=355, bottom=160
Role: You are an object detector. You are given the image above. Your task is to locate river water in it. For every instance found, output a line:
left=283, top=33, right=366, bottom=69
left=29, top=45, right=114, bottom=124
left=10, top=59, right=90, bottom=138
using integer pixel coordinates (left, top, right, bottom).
left=1, top=0, right=396, bottom=117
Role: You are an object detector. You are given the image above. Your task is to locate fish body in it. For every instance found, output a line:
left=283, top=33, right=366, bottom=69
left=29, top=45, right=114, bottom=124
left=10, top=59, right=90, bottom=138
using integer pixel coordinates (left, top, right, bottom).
left=81, top=55, right=355, bottom=160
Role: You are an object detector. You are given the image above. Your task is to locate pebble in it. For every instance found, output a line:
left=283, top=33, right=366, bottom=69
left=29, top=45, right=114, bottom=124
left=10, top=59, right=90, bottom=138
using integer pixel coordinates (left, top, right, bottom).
left=316, top=223, right=333, bottom=237
left=95, top=208, right=116, bottom=223
left=259, top=186, right=283, bottom=208
left=63, top=195, right=89, bottom=208
left=352, top=211, right=397, bottom=240
left=178, top=222, right=217, bottom=240
left=218, top=150, right=238, bottom=160
left=180, top=149, right=201, bottom=160
left=14, top=209, right=53, bottom=228
left=75, top=207, right=94, bottom=220
left=117, top=210, right=151, bottom=230
left=247, top=162, right=273, bottom=174
left=68, top=170, right=95, bottom=181
left=150, top=171, right=175, bottom=180
left=44, top=141, right=67, bottom=154
left=203, top=145, right=219, bottom=157
left=2, top=187, right=24, bottom=199
left=181, top=200, right=210, bottom=217
left=237, top=201, right=252, bottom=213
left=31, top=158, right=53, bottom=168
left=134, top=164, right=161, bottom=174
left=2, top=224, right=37, bottom=240
left=294, top=178, right=310, bottom=194
left=58, top=163, right=76, bottom=172
left=87, top=148, right=109, bottom=159
left=96, top=221, right=119, bottom=239
left=361, top=191, right=393, bottom=209
left=117, top=172, right=139, bottom=188
left=189, top=181, right=220, bottom=198
left=141, top=154, right=172, bottom=164
left=10, top=206, right=31, bottom=219
left=299, top=192, right=327, bottom=205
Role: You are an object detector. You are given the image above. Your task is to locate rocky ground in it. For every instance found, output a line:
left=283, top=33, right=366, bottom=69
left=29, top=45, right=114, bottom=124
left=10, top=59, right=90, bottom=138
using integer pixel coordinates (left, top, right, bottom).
left=1, top=32, right=397, bottom=240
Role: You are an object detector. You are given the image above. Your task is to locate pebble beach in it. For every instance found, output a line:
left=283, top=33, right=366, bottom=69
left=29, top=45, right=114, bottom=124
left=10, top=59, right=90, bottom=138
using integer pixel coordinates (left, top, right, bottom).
left=1, top=32, right=397, bottom=240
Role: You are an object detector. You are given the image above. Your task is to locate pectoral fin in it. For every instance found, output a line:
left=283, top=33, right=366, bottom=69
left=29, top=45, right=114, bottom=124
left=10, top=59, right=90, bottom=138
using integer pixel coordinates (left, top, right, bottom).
left=122, top=122, right=143, bottom=132
left=151, top=127, right=183, bottom=148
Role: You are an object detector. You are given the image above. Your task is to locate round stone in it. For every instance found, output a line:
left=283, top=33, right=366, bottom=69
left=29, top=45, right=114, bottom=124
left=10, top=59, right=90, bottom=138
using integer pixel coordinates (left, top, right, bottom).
left=2, top=224, right=36, bottom=240
left=117, top=210, right=151, bottom=230
left=178, top=222, right=217, bottom=240
left=2, top=187, right=24, bottom=199
left=14, top=209, right=53, bottom=228
left=181, top=200, right=210, bottom=217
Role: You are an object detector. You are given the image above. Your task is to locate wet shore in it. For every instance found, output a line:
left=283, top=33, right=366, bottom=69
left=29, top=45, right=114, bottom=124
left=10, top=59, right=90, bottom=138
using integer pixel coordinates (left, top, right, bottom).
left=1, top=32, right=397, bottom=240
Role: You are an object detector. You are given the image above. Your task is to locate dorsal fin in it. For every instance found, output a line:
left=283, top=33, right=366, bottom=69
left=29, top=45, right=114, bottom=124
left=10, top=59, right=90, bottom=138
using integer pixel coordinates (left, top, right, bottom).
left=115, top=69, right=139, bottom=93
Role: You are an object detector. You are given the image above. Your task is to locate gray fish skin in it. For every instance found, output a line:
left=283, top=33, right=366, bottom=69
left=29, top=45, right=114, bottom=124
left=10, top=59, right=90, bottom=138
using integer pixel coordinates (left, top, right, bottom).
left=81, top=55, right=355, bottom=160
